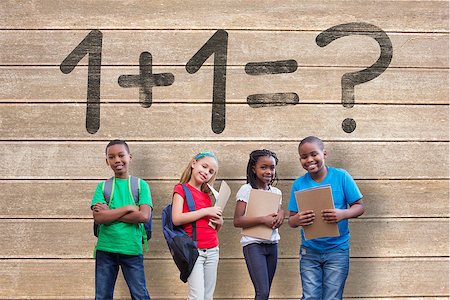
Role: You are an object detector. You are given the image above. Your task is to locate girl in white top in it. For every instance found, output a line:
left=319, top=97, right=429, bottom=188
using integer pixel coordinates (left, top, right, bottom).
left=233, top=149, right=285, bottom=300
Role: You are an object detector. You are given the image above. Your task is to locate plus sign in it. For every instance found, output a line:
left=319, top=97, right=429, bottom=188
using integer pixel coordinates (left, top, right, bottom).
left=118, top=51, right=175, bottom=108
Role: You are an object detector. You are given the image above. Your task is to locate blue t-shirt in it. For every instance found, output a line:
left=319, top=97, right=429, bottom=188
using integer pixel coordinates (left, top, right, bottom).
left=288, top=167, right=362, bottom=252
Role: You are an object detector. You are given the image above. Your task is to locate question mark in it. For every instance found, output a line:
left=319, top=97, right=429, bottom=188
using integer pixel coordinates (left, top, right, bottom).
left=316, top=22, right=393, bottom=133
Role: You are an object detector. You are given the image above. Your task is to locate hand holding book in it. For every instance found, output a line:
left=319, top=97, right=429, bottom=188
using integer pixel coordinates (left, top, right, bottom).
left=272, top=209, right=285, bottom=229
left=260, top=212, right=279, bottom=229
left=321, top=208, right=346, bottom=223
left=295, top=210, right=315, bottom=226
left=207, top=181, right=231, bottom=229
left=294, top=185, right=339, bottom=240
left=242, top=189, right=281, bottom=240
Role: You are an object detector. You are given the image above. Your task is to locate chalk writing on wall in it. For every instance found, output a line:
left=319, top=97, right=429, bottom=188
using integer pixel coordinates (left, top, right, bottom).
left=316, top=23, right=393, bottom=133
left=60, top=22, right=393, bottom=135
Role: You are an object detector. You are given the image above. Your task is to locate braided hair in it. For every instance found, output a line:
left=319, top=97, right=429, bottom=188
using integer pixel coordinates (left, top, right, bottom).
left=246, top=149, right=279, bottom=189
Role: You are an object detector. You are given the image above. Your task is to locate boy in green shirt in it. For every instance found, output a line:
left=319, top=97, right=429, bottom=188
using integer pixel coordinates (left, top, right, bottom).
left=91, top=139, right=152, bottom=299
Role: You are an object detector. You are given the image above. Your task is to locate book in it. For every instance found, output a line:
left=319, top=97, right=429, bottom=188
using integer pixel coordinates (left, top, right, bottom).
left=294, top=185, right=339, bottom=240
left=208, top=181, right=231, bottom=209
left=207, top=181, right=231, bottom=229
left=242, top=189, right=281, bottom=240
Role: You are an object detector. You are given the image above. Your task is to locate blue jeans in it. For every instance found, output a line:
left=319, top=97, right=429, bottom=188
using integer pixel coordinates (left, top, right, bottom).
left=95, top=250, right=150, bottom=300
left=299, top=247, right=349, bottom=300
left=243, top=243, right=278, bottom=300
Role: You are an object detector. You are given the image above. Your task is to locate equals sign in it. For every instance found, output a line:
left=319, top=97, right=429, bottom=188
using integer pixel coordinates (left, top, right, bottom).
left=245, top=59, right=299, bottom=108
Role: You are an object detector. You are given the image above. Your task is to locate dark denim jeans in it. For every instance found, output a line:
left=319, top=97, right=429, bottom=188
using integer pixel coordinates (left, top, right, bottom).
left=243, top=243, right=278, bottom=300
left=95, top=250, right=150, bottom=300
left=299, top=247, right=349, bottom=300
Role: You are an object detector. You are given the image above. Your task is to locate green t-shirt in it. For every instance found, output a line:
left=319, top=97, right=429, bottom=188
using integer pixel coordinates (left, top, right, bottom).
left=91, top=177, right=152, bottom=255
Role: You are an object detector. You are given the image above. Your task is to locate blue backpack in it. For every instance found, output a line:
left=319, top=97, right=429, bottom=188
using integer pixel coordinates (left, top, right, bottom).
left=94, top=176, right=153, bottom=247
left=161, top=184, right=199, bottom=282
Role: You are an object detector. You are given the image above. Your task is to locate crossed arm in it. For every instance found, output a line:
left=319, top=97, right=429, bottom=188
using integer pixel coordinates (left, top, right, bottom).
left=92, top=203, right=151, bottom=224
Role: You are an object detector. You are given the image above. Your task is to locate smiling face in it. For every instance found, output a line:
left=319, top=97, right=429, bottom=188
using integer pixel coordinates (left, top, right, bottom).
left=252, top=155, right=276, bottom=190
left=299, top=142, right=327, bottom=180
left=189, top=156, right=218, bottom=186
left=105, top=144, right=132, bottom=178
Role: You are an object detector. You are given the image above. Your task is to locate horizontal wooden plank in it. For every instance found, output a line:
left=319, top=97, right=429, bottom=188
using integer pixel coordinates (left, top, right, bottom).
left=0, top=104, right=447, bottom=141
left=344, top=299, right=449, bottom=300
left=1, top=180, right=448, bottom=219
left=1, top=66, right=447, bottom=104
left=0, top=219, right=447, bottom=258
left=0, top=1, right=447, bottom=32
left=1, top=31, right=448, bottom=68
left=0, top=258, right=447, bottom=298
left=0, top=142, right=447, bottom=180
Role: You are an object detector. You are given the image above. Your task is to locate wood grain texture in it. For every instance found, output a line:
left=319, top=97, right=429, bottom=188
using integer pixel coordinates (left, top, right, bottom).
left=0, top=0, right=448, bottom=299
left=1, top=67, right=447, bottom=104
left=0, top=259, right=447, bottom=298
left=0, top=219, right=447, bottom=259
left=0, top=1, right=447, bottom=32
left=0, top=180, right=448, bottom=219
left=1, top=31, right=448, bottom=68
left=0, top=104, right=447, bottom=141
left=0, top=142, right=447, bottom=179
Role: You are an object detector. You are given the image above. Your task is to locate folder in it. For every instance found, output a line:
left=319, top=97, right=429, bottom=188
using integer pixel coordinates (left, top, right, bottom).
left=294, top=185, right=339, bottom=240
left=242, top=189, right=281, bottom=240
left=208, top=181, right=231, bottom=210
left=207, top=181, right=231, bottom=228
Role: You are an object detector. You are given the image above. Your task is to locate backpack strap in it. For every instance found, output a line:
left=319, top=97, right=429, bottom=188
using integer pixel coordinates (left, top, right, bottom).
left=128, top=176, right=151, bottom=252
left=95, top=177, right=115, bottom=241
left=103, top=176, right=140, bottom=204
left=181, top=184, right=197, bottom=242
left=129, top=176, right=140, bottom=204
left=93, top=177, right=114, bottom=258
left=102, top=177, right=115, bottom=204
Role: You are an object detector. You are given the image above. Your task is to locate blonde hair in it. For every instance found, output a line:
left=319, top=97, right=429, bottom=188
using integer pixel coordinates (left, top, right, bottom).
left=179, top=154, right=218, bottom=193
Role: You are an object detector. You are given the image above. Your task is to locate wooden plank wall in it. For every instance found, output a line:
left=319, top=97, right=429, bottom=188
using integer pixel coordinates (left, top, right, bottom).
left=0, top=1, right=448, bottom=299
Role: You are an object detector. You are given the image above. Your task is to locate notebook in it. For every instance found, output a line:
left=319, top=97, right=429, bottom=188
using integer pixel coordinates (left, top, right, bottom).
left=295, top=185, right=339, bottom=240
left=242, top=189, right=281, bottom=240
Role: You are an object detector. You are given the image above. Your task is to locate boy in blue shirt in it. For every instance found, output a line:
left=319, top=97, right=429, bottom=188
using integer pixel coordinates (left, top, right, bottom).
left=91, top=139, right=152, bottom=300
left=288, top=136, right=364, bottom=300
